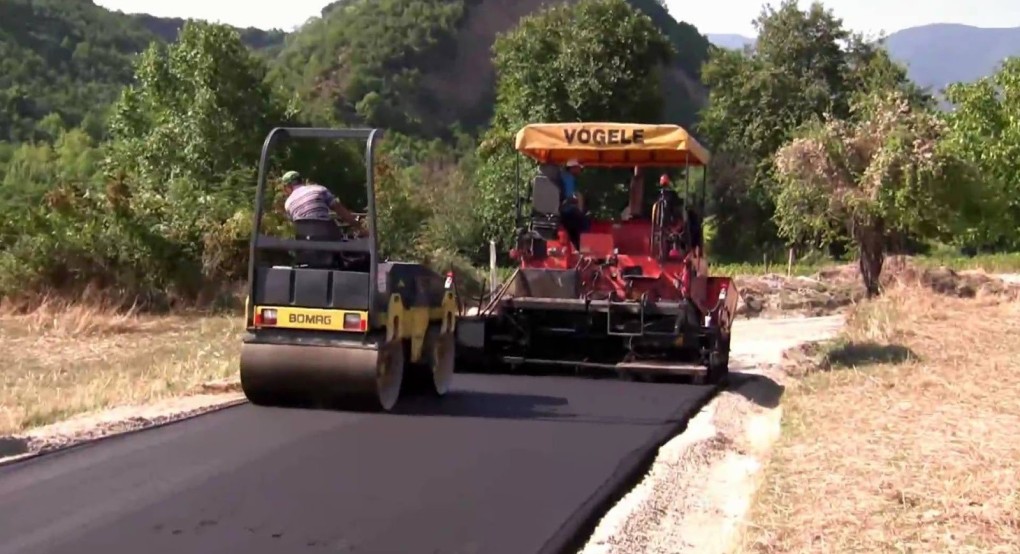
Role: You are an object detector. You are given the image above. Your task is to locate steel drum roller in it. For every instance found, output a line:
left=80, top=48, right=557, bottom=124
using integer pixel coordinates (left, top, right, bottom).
left=239, top=339, right=404, bottom=411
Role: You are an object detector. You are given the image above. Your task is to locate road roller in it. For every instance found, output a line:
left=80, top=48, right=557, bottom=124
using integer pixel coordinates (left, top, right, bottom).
left=239, top=127, right=459, bottom=412
left=455, top=122, right=737, bottom=385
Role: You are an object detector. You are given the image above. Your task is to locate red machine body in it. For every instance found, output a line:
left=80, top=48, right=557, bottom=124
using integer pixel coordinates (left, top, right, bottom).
left=455, top=122, right=738, bottom=385
left=510, top=218, right=731, bottom=314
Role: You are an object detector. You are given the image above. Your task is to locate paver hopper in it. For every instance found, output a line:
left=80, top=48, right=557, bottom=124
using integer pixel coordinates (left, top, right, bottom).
left=240, top=127, right=459, bottom=412
left=455, top=122, right=738, bottom=384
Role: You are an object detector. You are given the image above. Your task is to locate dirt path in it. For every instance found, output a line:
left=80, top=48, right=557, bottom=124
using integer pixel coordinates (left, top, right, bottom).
left=729, top=315, right=844, bottom=366
left=579, top=314, right=844, bottom=554
left=996, top=272, right=1020, bottom=284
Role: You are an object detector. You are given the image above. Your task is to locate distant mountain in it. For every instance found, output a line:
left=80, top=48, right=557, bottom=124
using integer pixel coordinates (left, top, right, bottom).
left=705, top=33, right=755, bottom=51
left=128, top=14, right=286, bottom=56
left=1, top=0, right=713, bottom=144
left=883, top=24, right=1020, bottom=95
left=705, top=24, right=1020, bottom=99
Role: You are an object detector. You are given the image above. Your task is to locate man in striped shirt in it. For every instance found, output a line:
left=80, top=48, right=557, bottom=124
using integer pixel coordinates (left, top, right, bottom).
left=281, top=170, right=366, bottom=235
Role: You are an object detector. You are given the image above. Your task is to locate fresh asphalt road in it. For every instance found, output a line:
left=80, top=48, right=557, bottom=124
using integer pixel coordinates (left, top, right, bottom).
left=0, top=374, right=714, bottom=554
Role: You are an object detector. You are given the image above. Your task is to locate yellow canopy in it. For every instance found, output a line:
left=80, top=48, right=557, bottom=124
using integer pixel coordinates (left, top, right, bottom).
left=513, top=122, right=711, bottom=167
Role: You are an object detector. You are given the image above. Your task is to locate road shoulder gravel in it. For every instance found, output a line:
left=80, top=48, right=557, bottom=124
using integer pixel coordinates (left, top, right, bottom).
left=578, top=315, right=844, bottom=554
left=0, top=385, right=243, bottom=465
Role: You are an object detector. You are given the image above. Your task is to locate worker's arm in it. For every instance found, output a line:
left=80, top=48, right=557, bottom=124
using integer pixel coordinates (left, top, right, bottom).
left=329, top=198, right=369, bottom=236
left=317, top=188, right=355, bottom=225
left=329, top=198, right=358, bottom=225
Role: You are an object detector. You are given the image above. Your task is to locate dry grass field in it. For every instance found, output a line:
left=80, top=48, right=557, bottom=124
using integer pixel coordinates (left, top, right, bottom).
left=745, top=279, right=1020, bottom=553
left=0, top=298, right=242, bottom=435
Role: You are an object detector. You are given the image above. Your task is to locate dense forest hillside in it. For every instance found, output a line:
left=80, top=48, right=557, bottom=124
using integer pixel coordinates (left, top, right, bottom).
left=0, top=0, right=285, bottom=142
left=269, top=0, right=712, bottom=137
left=1, top=0, right=150, bottom=141
left=1, top=0, right=712, bottom=145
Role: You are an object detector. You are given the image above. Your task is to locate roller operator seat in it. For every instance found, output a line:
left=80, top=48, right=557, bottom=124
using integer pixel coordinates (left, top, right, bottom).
left=293, top=218, right=343, bottom=269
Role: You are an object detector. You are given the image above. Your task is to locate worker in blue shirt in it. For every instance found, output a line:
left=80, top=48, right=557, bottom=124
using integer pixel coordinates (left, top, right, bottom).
left=560, top=159, right=580, bottom=197
left=558, top=158, right=590, bottom=248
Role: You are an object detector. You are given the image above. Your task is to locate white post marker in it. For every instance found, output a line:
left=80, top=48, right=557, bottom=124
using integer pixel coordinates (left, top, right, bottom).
left=489, top=240, right=497, bottom=295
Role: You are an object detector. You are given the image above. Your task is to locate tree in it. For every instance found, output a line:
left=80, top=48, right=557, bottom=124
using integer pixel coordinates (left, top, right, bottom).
left=697, top=0, right=927, bottom=261
left=96, top=21, right=298, bottom=289
left=267, top=0, right=467, bottom=136
left=489, top=0, right=671, bottom=129
left=772, top=90, right=974, bottom=296
left=0, top=19, right=371, bottom=302
left=476, top=0, right=673, bottom=245
left=0, top=0, right=285, bottom=144
left=942, top=57, right=1020, bottom=251
left=106, top=21, right=286, bottom=187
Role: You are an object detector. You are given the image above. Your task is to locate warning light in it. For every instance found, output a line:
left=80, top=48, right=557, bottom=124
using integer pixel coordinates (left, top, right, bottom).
left=256, top=308, right=277, bottom=326
left=343, top=313, right=367, bottom=331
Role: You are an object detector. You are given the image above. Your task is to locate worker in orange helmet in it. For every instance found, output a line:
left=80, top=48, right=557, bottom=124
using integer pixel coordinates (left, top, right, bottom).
left=658, top=172, right=706, bottom=257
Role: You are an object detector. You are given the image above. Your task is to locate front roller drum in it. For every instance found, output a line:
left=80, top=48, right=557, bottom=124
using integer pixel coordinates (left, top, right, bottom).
left=403, top=325, right=455, bottom=397
left=239, top=339, right=404, bottom=412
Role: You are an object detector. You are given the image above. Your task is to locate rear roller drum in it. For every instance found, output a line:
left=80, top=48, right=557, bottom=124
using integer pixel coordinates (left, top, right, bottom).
left=239, top=338, right=406, bottom=412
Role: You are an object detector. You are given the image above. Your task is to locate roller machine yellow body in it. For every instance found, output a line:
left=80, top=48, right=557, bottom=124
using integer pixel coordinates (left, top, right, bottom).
left=239, top=127, right=458, bottom=412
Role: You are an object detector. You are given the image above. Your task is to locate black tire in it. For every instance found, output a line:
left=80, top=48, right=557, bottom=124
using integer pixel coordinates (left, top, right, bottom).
left=706, top=335, right=730, bottom=385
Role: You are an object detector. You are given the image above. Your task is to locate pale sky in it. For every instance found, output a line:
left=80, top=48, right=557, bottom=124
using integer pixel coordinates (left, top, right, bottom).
left=95, top=0, right=1020, bottom=37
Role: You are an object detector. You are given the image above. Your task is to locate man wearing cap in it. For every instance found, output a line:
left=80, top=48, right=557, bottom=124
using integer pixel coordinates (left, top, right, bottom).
left=558, top=158, right=590, bottom=248
left=281, top=170, right=365, bottom=235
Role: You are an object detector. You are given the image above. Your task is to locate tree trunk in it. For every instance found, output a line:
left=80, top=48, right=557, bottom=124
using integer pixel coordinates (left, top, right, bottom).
left=856, top=224, right=886, bottom=298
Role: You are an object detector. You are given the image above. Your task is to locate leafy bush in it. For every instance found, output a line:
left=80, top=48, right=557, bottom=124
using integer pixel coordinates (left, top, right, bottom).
left=0, top=22, right=295, bottom=306
left=375, top=132, right=485, bottom=264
